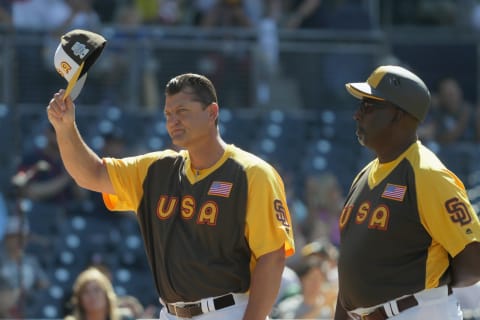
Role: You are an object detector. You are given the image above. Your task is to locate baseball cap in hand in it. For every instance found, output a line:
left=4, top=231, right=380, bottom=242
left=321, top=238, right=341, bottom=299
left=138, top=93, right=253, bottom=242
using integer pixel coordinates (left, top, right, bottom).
left=54, top=29, right=107, bottom=100
left=345, top=65, right=431, bottom=122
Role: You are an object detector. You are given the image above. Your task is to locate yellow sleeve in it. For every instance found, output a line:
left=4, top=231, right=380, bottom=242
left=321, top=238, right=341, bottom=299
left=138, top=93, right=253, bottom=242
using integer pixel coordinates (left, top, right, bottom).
left=417, top=168, right=480, bottom=257
left=245, top=163, right=295, bottom=259
left=102, top=151, right=173, bottom=212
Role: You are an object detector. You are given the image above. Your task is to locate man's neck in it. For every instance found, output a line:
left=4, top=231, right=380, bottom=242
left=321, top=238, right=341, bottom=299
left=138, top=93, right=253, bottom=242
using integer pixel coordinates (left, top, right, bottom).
left=188, top=137, right=227, bottom=170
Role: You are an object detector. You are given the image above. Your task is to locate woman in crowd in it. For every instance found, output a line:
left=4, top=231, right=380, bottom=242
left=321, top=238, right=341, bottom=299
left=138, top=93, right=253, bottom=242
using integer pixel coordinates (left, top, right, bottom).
left=64, top=267, right=133, bottom=320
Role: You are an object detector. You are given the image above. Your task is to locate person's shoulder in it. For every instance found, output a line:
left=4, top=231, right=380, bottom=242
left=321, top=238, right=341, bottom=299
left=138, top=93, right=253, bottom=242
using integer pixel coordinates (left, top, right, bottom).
left=412, top=142, right=467, bottom=188
left=227, top=144, right=272, bottom=168
left=121, top=149, right=181, bottom=163
left=407, top=141, right=443, bottom=170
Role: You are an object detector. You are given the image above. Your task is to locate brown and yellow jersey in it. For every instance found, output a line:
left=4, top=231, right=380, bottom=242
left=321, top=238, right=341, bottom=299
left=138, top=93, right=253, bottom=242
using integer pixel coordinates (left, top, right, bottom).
left=338, top=141, right=480, bottom=309
left=102, top=144, right=295, bottom=303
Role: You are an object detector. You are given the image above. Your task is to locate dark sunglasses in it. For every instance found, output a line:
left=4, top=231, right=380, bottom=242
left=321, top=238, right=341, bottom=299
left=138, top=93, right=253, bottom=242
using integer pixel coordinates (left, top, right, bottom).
left=358, top=99, right=395, bottom=114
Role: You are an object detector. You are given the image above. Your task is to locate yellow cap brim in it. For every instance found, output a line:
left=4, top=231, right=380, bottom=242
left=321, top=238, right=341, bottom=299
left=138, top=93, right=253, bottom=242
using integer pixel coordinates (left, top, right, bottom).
left=345, top=83, right=386, bottom=101
left=63, top=61, right=85, bottom=101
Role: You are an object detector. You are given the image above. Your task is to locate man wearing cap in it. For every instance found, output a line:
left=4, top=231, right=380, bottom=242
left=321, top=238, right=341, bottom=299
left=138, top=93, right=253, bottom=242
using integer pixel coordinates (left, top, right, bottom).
left=47, top=28, right=294, bottom=320
left=334, top=65, right=480, bottom=320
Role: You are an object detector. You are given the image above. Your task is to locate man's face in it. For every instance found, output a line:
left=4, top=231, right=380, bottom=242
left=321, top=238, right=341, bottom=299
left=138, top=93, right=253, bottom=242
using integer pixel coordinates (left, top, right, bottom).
left=353, top=99, right=399, bottom=149
left=164, top=90, right=214, bottom=148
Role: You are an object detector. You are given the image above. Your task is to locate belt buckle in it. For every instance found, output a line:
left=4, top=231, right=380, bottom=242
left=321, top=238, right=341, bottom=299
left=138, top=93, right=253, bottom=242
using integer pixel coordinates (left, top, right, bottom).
left=349, top=313, right=367, bottom=320
left=171, top=304, right=179, bottom=316
left=169, top=304, right=193, bottom=318
left=170, top=304, right=181, bottom=317
left=351, top=312, right=370, bottom=320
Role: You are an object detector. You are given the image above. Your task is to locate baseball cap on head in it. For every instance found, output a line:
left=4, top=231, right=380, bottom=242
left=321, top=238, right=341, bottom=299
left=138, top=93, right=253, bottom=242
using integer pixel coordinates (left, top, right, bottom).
left=345, top=65, right=431, bottom=122
left=54, top=29, right=106, bottom=100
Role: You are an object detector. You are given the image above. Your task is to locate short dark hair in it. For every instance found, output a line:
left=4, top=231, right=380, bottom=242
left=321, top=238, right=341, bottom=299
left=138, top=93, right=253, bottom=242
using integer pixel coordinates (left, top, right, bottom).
left=165, top=73, right=218, bottom=107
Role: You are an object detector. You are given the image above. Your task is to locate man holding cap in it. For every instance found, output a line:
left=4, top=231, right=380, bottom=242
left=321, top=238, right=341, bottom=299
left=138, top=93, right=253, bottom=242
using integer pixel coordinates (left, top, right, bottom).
left=334, top=65, right=480, bottom=319
left=47, top=29, right=294, bottom=320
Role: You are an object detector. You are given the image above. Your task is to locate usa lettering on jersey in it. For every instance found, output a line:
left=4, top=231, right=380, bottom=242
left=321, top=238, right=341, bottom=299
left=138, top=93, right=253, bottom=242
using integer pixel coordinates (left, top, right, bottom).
left=156, top=195, right=219, bottom=225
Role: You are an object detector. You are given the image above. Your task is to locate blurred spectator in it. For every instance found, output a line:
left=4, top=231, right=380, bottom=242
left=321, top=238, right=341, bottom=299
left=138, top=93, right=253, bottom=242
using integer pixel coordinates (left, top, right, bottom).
left=87, top=260, right=159, bottom=319
left=11, top=0, right=69, bottom=31
left=11, top=0, right=98, bottom=33
left=431, top=77, right=480, bottom=186
left=134, top=0, right=186, bottom=26
left=13, top=124, right=87, bottom=205
left=433, top=77, right=477, bottom=145
left=0, top=275, right=19, bottom=319
left=64, top=267, right=133, bottom=320
left=188, top=0, right=217, bottom=25
left=242, top=0, right=268, bottom=26
left=200, top=0, right=252, bottom=27
left=272, top=256, right=336, bottom=319
left=0, top=0, right=11, bottom=27
left=56, top=0, right=101, bottom=32
left=0, top=214, right=50, bottom=318
left=300, top=239, right=339, bottom=287
left=94, top=3, right=160, bottom=110
left=303, top=172, right=343, bottom=246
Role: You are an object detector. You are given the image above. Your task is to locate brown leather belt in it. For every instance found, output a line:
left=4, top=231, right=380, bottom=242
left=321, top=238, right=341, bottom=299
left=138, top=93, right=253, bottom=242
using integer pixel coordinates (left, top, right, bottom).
left=165, top=293, right=236, bottom=318
left=350, top=286, right=452, bottom=320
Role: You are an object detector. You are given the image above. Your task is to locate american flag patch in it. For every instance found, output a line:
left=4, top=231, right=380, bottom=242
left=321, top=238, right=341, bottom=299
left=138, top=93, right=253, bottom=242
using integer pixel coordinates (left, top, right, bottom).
left=208, top=181, right=233, bottom=197
left=381, top=183, right=407, bottom=201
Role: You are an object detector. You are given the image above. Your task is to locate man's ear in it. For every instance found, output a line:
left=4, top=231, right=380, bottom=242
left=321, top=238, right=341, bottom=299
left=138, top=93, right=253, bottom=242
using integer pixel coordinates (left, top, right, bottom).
left=209, top=102, right=219, bottom=121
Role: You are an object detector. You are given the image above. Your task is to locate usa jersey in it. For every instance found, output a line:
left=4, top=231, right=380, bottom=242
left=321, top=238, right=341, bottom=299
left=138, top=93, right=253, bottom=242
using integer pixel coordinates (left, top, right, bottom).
left=338, top=141, right=480, bottom=309
left=102, top=144, right=295, bottom=302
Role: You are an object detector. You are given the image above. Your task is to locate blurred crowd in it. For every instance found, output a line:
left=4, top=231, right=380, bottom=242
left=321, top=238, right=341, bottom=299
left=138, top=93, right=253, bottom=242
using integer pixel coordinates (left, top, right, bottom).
left=1, top=0, right=480, bottom=31
left=1, top=0, right=480, bottom=319
left=2, top=103, right=480, bottom=318
left=0, top=0, right=373, bottom=31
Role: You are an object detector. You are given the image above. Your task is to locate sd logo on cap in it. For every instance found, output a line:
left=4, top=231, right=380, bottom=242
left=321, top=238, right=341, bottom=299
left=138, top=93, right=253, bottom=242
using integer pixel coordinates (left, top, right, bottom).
left=54, top=29, right=106, bottom=101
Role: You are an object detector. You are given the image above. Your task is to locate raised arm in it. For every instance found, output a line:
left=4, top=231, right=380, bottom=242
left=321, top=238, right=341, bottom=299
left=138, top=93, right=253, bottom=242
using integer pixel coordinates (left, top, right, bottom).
left=46, top=90, right=114, bottom=194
